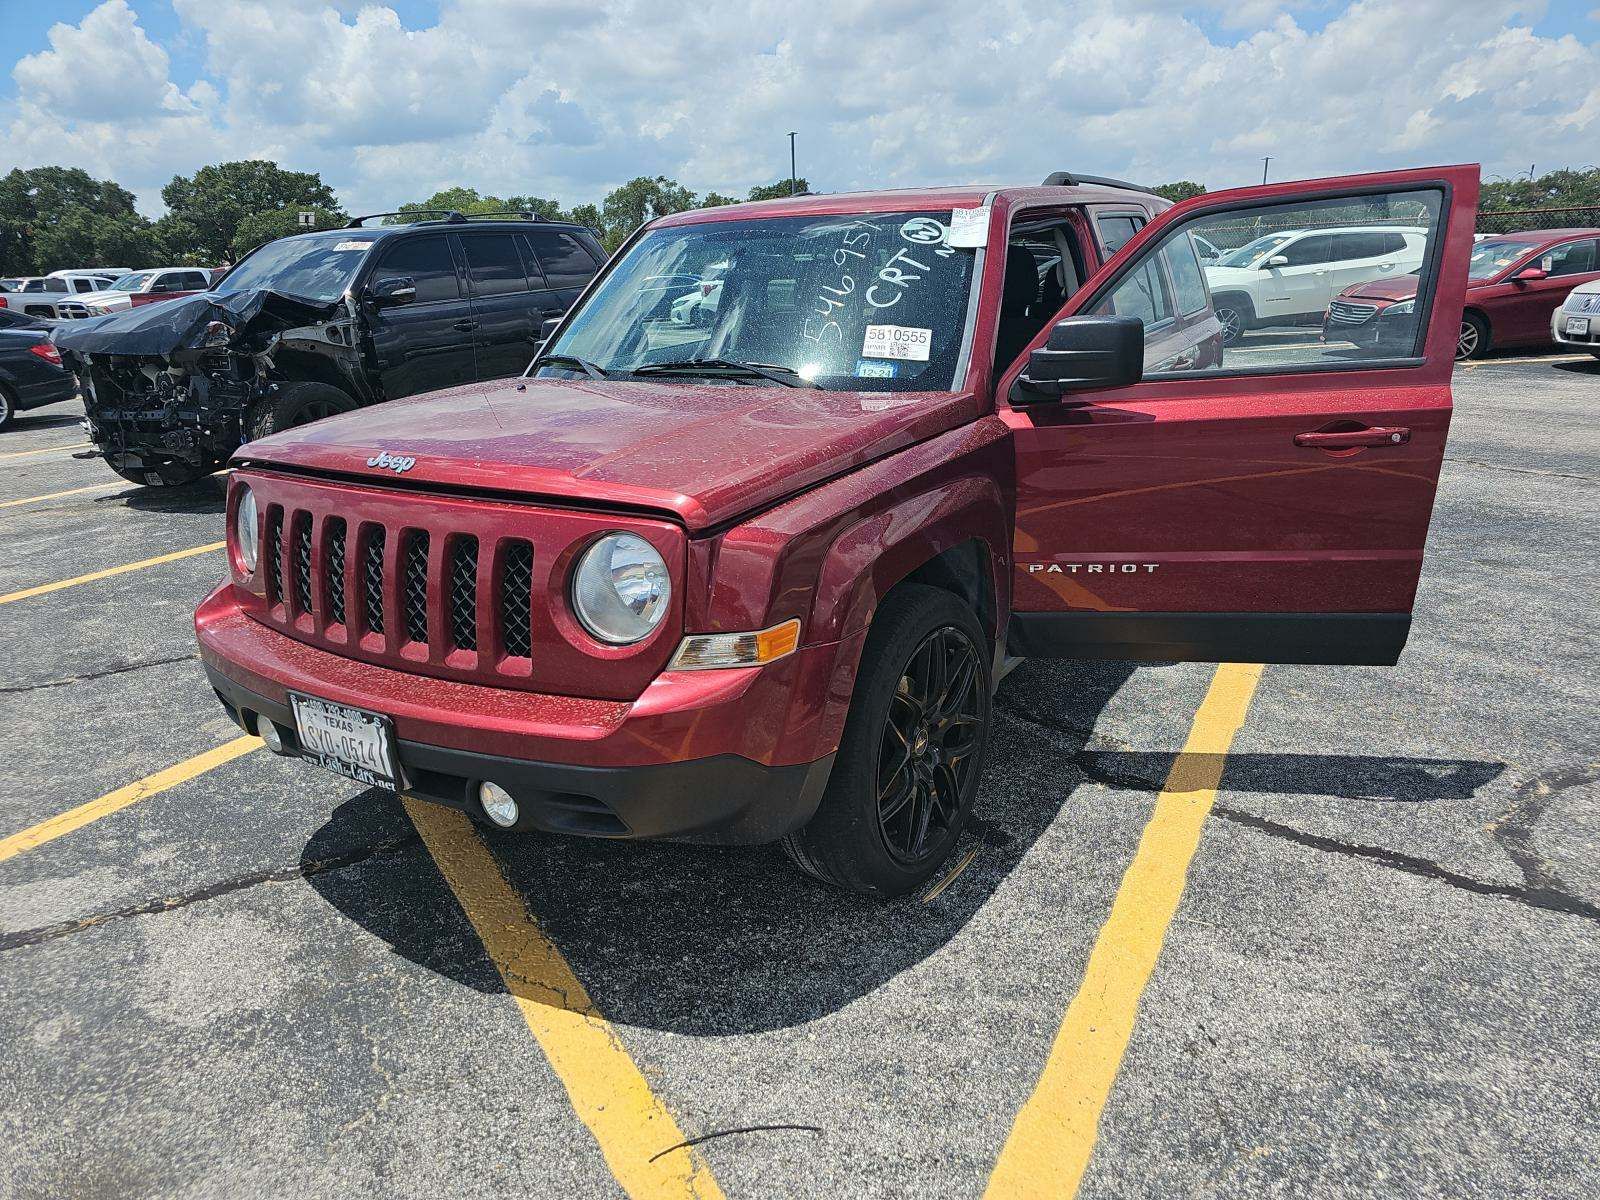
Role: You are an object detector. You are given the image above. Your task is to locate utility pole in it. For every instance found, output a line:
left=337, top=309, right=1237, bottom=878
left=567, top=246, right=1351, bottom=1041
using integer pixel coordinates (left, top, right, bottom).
left=788, top=132, right=798, bottom=195
left=1262, top=156, right=1272, bottom=185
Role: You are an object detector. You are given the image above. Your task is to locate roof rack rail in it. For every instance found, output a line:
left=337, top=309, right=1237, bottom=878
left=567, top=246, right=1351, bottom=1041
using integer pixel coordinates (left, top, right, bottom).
left=1041, top=172, right=1162, bottom=197
left=340, top=209, right=457, bottom=228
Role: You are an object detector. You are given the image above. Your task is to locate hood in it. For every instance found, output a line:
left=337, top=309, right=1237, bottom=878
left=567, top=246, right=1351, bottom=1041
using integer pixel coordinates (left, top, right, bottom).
left=236, top=376, right=982, bottom=531
left=1202, top=265, right=1260, bottom=285
left=53, top=289, right=338, bottom=357
left=1337, top=274, right=1420, bottom=302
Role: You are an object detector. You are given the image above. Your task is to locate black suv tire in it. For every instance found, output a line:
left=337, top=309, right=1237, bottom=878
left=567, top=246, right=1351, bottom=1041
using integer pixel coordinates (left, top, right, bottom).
left=782, top=584, right=991, bottom=896
left=249, top=381, right=358, bottom=441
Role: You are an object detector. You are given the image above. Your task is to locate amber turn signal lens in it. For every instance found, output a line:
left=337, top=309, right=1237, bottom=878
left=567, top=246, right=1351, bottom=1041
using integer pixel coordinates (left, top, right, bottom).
left=668, top=618, right=802, bottom=670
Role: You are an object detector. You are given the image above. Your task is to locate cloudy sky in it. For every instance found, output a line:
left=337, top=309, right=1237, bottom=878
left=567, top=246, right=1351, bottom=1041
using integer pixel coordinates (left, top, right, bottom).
left=1, top=0, right=1596, bottom=216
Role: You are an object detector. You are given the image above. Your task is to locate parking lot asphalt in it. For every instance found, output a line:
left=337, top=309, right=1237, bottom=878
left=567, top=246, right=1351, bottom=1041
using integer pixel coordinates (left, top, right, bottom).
left=1, top=350, right=1596, bottom=1199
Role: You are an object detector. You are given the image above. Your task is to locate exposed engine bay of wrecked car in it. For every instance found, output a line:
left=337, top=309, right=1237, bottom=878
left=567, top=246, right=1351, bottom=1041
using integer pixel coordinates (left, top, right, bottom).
left=54, top=289, right=368, bottom=485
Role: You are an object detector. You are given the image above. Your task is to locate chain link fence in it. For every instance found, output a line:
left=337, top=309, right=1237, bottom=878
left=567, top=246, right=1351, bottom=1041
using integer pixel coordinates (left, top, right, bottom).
left=1476, top=206, right=1600, bottom=234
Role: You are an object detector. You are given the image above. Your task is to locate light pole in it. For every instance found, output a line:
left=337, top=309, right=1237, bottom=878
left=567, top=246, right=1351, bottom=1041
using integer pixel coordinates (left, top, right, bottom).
left=1261, top=156, right=1272, bottom=185
left=788, top=132, right=798, bottom=195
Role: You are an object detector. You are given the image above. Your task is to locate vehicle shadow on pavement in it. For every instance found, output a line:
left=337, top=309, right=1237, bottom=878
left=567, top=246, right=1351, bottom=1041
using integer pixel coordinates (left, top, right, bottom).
left=300, top=657, right=1506, bottom=1034
left=1552, top=358, right=1600, bottom=375
left=7, top=412, right=81, bottom=433
left=302, top=659, right=1147, bottom=1034
left=111, top=476, right=228, bottom=514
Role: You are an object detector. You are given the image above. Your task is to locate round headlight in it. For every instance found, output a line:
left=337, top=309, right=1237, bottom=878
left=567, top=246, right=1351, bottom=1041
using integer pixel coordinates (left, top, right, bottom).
left=234, top=485, right=258, bottom=574
left=571, top=533, right=671, bottom=644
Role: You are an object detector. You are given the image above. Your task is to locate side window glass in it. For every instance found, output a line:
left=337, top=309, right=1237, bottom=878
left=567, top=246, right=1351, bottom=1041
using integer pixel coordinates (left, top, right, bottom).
left=1544, top=239, right=1596, bottom=277
left=1096, top=215, right=1142, bottom=255
left=370, top=235, right=461, bottom=304
left=1281, top=235, right=1332, bottom=267
left=526, top=231, right=597, bottom=289
left=462, top=233, right=529, bottom=296
left=1164, top=235, right=1210, bottom=315
left=181, top=271, right=209, bottom=289
left=1088, top=187, right=1444, bottom=377
left=1093, top=257, right=1172, bottom=327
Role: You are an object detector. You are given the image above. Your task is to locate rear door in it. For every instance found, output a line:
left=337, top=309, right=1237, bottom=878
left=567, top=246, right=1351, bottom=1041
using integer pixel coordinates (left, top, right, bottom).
left=1001, top=165, right=1478, bottom=665
left=362, top=233, right=477, bottom=399
left=456, top=231, right=543, bottom=381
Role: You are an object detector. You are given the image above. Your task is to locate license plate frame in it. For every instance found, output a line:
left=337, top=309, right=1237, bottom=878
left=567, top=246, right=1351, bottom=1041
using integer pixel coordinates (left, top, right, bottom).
left=1565, top=315, right=1590, bottom=337
left=289, top=693, right=401, bottom=790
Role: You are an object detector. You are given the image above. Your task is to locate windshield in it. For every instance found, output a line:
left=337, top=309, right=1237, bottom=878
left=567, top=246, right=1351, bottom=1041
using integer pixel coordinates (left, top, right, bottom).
left=213, top=231, right=381, bottom=303
left=1216, top=234, right=1295, bottom=268
left=1467, top=238, right=1536, bottom=280
left=108, top=272, right=153, bottom=292
left=541, top=211, right=980, bottom=392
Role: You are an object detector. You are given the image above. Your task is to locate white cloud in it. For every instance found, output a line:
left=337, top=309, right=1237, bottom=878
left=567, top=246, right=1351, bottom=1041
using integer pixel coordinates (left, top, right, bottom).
left=1, top=0, right=1596, bottom=216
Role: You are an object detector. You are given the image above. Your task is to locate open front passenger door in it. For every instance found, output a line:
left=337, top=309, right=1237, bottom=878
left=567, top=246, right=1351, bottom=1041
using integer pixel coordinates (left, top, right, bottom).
left=998, top=165, right=1479, bottom=665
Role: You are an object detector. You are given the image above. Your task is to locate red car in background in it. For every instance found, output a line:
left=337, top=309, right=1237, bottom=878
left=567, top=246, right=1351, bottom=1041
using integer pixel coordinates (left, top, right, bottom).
left=1324, top=227, right=1599, bottom=359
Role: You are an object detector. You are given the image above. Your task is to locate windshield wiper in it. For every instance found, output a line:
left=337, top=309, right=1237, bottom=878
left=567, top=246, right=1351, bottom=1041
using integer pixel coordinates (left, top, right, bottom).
left=630, top=357, right=820, bottom=389
left=529, top=352, right=609, bottom=382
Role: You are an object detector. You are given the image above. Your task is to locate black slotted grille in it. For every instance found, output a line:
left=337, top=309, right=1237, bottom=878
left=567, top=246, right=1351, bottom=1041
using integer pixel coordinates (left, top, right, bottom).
left=500, top=540, right=533, bottom=659
left=449, top=537, right=479, bottom=651
left=325, top=518, right=347, bottom=627
left=403, top=530, right=430, bottom=644
left=362, top=527, right=385, bottom=634
left=291, top=514, right=312, bottom=615
left=264, top=506, right=283, bottom=606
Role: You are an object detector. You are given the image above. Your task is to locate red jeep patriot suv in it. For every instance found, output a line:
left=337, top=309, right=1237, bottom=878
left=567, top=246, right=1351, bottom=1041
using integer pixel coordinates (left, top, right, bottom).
left=197, top=165, right=1478, bottom=896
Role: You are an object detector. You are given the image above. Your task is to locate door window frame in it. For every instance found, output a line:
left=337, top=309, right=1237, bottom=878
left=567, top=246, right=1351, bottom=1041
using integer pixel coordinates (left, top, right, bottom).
left=1035, top=179, right=1458, bottom=390
left=363, top=232, right=467, bottom=307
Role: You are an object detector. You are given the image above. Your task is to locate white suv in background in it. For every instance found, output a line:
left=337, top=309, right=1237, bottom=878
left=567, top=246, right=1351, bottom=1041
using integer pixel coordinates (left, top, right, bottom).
left=1203, top=226, right=1428, bottom=344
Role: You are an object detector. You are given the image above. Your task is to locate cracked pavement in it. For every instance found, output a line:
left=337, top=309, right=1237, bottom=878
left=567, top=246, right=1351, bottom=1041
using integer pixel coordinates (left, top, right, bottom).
left=0, top=352, right=1597, bottom=1199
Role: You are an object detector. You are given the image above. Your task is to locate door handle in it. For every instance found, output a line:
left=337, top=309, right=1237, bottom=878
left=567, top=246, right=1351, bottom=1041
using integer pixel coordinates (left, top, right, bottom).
left=452, top=319, right=479, bottom=332
left=1294, top=426, right=1410, bottom=449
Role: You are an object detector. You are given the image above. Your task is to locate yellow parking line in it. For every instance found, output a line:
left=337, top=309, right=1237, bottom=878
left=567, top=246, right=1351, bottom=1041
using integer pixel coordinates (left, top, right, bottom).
left=404, top=798, right=726, bottom=1200
left=984, top=662, right=1265, bottom=1200
left=0, top=541, right=225, bottom=605
left=0, top=735, right=260, bottom=863
left=0, top=442, right=90, bottom=461
left=0, top=481, right=119, bottom=509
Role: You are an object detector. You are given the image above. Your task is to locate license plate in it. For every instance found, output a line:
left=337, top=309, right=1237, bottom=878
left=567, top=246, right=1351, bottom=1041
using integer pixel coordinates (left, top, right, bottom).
left=290, top=694, right=399, bottom=789
left=1565, top=315, right=1589, bottom=336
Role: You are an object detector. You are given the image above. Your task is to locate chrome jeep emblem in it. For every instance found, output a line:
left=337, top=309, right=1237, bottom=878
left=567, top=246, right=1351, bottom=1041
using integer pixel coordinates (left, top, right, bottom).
left=366, top=450, right=416, bottom=474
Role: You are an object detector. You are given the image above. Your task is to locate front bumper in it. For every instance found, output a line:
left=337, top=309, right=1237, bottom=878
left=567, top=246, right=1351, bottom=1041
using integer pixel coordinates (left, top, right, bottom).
left=197, top=585, right=856, bottom=844
left=1552, top=307, right=1598, bottom=349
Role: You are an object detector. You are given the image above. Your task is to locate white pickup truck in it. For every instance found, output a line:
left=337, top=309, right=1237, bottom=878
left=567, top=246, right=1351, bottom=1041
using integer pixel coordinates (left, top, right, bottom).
left=1203, top=225, right=1428, bottom=344
left=0, top=272, right=120, bottom=319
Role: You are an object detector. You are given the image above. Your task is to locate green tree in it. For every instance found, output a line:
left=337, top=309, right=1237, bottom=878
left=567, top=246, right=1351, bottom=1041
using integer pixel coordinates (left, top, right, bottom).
left=567, top=203, right=602, bottom=236
left=390, top=188, right=571, bottom=224
left=699, top=192, right=738, bottom=208
left=746, top=178, right=809, bottom=202
left=599, top=176, right=697, bottom=251
left=1153, top=181, right=1206, bottom=203
left=1481, top=167, right=1600, bottom=210
left=0, top=165, right=152, bottom=274
left=231, top=207, right=346, bottom=258
left=161, top=160, right=343, bottom=262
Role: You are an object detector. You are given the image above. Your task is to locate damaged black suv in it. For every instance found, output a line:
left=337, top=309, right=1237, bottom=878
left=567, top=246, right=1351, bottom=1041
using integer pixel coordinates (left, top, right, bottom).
left=54, top=212, right=605, bottom=486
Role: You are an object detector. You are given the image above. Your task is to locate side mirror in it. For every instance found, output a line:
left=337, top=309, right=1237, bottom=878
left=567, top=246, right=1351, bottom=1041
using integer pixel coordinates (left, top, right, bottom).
left=1015, top=315, right=1143, bottom=401
left=1513, top=265, right=1547, bottom=283
left=369, top=276, right=417, bottom=307
left=1265, top=254, right=1290, bottom=268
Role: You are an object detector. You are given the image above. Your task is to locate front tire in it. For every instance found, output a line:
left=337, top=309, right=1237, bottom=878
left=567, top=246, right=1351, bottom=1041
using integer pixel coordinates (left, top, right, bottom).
left=1457, top=312, right=1490, bottom=360
left=782, top=584, right=991, bottom=897
left=248, top=381, right=358, bottom=441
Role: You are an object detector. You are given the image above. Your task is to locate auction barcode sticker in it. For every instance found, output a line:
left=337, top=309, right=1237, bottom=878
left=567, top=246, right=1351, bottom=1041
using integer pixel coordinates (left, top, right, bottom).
left=862, top=324, right=932, bottom=361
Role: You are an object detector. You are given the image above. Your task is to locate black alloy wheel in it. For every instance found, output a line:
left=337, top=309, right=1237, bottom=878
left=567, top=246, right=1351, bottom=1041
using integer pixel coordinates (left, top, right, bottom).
left=876, top=626, right=984, bottom=864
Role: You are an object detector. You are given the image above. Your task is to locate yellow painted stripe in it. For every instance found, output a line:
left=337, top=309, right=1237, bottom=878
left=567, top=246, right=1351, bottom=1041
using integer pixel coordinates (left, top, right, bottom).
left=0, top=481, right=119, bottom=509
left=984, top=662, right=1265, bottom=1200
left=0, top=735, right=260, bottom=863
left=0, top=442, right=90, bottom=461
left=0, top=541, right=224, bottom=605
left=404, top=798, right=726, bottom=1200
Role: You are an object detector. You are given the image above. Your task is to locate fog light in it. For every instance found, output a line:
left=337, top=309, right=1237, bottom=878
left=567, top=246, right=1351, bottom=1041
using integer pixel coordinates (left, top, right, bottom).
left=255, top=713, right=285, bottom=754
left=479, top=781, right=519, bottom=828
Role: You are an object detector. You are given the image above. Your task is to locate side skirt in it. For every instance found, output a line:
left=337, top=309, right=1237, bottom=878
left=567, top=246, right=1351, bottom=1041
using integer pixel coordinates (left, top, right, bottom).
left=1006, top=611, right=1411, bottom=666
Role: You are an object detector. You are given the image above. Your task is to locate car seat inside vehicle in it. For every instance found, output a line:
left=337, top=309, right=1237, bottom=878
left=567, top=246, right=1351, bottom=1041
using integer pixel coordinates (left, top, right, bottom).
left=993, top=220, right=1085, bottom=377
